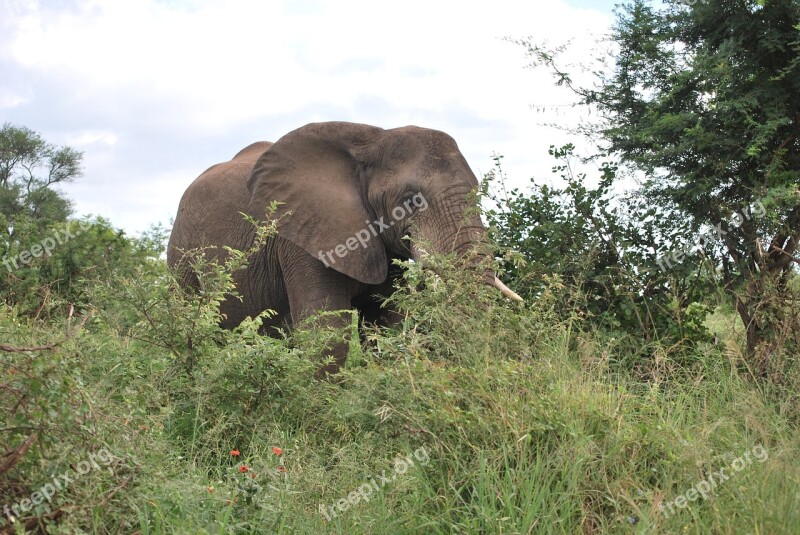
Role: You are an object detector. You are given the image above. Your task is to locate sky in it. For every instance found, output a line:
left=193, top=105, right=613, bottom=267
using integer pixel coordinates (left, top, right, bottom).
left=1, top=0, right=619, bottom=235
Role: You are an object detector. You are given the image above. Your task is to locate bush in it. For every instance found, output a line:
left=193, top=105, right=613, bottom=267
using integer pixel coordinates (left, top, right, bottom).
left=2, top=222, right=798, bottom=533
left=481, top=146, right=719, bottom=362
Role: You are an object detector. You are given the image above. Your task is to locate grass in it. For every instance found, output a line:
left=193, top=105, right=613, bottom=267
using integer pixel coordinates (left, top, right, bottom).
left=1, top=259, right=799, bottom=534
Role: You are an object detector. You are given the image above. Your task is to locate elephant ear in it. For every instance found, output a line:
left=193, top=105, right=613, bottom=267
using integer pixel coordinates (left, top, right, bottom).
left=247, top=122, right=388, bottom=285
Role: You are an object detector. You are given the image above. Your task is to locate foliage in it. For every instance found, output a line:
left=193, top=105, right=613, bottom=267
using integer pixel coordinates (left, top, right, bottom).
left=2, top=243, right=799, bottom=533
left=521, top=0, right=800, bottom=378
left=0, top=125, right=166, bottom=319
left=0, top=123, right=81, bottom=233
left=0, top=306, right=129, bottom=527
left=481, top=145, right=717, bottom=357
left=1, top=217, right=166, bottom=318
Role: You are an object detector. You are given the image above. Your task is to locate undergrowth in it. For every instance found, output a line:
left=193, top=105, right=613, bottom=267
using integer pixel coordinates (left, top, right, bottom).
left=1, top=248, right=798, bottom=534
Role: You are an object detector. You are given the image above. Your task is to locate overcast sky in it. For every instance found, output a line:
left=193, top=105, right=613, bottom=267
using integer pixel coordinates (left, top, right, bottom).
left=1, top=0, right=618, bottom=235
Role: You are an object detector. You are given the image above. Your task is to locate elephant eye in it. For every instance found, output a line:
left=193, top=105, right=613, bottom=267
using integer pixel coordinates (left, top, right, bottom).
left=399, top=191, right=425, bottom=213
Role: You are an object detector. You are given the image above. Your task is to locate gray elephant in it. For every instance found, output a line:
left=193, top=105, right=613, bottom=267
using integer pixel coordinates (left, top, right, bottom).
left=167, top=121, right=520, bottom=376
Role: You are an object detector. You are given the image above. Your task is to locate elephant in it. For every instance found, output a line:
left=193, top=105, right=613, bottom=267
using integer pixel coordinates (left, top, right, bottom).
left=167, top=121, right=521, bottom=376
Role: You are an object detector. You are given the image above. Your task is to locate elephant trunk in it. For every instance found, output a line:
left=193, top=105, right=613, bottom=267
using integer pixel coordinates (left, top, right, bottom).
left=416, top=207, right=523, bottom=303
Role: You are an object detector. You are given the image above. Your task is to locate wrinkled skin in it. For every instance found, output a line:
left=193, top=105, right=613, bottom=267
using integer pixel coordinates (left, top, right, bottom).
left=168, top=122, right=517, bottom=376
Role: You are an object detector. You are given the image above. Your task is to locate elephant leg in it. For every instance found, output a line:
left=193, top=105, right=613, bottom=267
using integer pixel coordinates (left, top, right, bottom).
left=279, top=245, right=361, bottom=378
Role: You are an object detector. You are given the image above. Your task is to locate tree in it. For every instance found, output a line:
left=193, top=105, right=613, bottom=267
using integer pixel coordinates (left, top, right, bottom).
left=0, top=124, right=83, bottom=314
left=0, top=123, right=81, bottom=235
left=525, top=0, right=800, bottom=374
left=0, top=124, right=165, bottom=318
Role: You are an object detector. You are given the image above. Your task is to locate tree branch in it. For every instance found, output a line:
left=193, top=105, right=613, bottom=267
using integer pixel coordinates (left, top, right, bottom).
left=0, top=433, right=36, bottom=476
left=0, top=306, right=91, bottom=353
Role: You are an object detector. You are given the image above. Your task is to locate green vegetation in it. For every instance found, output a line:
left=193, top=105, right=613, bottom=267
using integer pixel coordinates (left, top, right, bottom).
left=2, top=1, right=798, bottom=533
left=2, top=230, right=799, bottom=533
left=523, top=0, right=800, bottom=377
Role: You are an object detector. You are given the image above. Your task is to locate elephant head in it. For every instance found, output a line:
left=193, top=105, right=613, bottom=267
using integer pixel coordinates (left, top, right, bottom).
left=246, top=121, right=521, bottom=301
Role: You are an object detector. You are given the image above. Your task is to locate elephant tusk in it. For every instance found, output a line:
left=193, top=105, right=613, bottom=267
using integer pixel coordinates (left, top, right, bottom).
left=493, top=276, right=524, bottom=303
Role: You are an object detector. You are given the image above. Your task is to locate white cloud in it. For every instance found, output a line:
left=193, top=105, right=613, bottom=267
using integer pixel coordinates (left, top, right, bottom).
left=2, top=0, right=614, bottom=233
left=67, top=130, right=118, bottom=147
left=0, top=91, right=29, bottom=109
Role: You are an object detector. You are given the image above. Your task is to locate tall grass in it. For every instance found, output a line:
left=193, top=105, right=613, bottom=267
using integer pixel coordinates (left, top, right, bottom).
left=1, top=253, right=798, bottom=534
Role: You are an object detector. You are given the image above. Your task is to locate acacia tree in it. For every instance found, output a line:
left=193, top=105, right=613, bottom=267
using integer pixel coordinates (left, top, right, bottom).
left=527, top=0, right=799, bottom=372
left=1, top=124, right=82, bottom=314
left=0, top=123, right=82, bottom=235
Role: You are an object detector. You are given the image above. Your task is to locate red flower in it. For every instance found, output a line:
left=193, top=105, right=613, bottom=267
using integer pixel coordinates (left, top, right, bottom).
left=272, top=446, right=283, bottom=455
left=239, top=465, right=249, bottom=473
left=276, top=465, right=287, bottom=473
left=251, top=472, right=258, bottom=479
left=230, top=450, right=240, bottom=457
